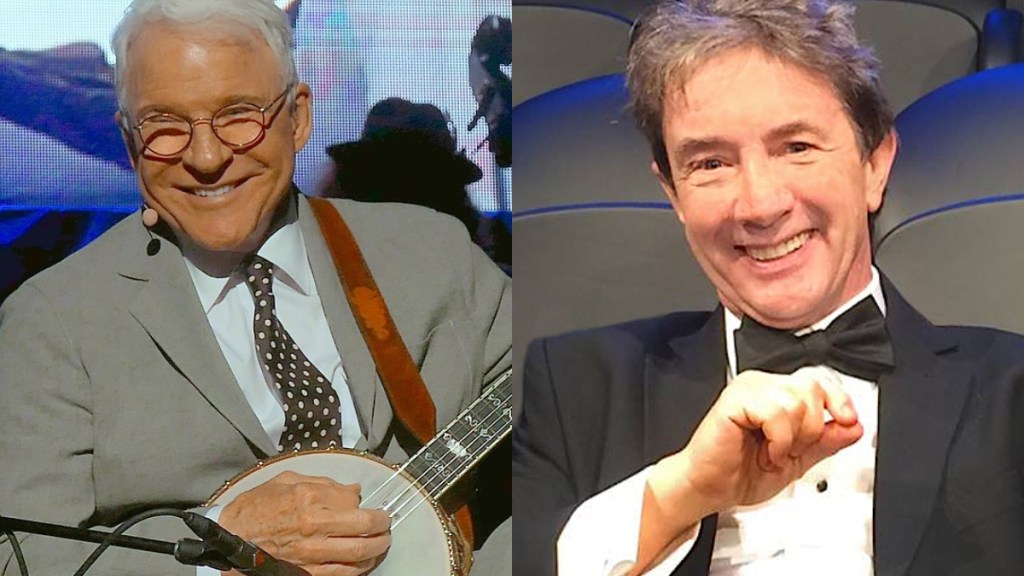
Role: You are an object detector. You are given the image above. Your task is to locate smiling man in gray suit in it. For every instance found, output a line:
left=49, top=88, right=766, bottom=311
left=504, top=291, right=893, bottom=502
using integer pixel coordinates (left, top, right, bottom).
left=0, top=0, right=510, bottom=574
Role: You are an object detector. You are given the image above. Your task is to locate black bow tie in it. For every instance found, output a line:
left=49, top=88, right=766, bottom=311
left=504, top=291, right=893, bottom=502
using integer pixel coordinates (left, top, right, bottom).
left=735, top=297, right=895, bottom=381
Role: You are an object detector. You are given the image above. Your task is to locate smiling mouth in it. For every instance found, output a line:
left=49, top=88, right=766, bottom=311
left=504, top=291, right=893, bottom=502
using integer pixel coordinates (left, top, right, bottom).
left=183, top=181, right=244, bottom=198
left=744, top=231, right=812, bottom=262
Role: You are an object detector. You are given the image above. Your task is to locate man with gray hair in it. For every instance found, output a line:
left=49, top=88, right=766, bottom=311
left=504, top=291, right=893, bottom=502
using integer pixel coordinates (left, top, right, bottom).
left=0, top=0, right=510, bottom=574
left=513, top=0, right=1024, bottom=575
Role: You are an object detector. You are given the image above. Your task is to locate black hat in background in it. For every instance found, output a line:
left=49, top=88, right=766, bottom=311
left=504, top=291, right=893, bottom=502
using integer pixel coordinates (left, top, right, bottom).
left=326, top=97, right=483, bottom=189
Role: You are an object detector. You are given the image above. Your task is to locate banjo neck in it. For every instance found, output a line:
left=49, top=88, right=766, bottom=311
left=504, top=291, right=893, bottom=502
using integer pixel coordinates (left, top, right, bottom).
left=396, top=368, right=512, bottom=501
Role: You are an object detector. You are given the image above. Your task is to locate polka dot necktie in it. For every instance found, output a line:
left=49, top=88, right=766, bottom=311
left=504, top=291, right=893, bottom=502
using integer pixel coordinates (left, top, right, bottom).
left=243, top=255, right=342, bottom=452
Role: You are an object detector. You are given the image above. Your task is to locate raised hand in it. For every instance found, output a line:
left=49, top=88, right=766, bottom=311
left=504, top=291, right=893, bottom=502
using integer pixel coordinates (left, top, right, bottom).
left=636, top=368, right=863, bottom=572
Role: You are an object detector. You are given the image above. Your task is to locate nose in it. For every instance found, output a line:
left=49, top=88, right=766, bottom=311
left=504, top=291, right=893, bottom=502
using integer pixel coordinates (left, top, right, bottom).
left=182, top=119, right=232, bottom=177
left=733, top=155, right=794, bottom=229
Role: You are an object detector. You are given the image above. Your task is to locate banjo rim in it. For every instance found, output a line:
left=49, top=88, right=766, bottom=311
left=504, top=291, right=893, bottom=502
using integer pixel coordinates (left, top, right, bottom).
left=205, top=446, right=473, bottom=576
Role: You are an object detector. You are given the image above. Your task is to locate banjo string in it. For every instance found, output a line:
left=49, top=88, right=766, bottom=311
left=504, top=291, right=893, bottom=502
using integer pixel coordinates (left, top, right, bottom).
left=362, top=375, right=512, bottom=522
left=385, top=378, right=511, bottom=515
left=385, top=406, right=510, bottom=528
left=362, top=371, right=511, bottom=509
left=370, top=404, right=508, bottom=526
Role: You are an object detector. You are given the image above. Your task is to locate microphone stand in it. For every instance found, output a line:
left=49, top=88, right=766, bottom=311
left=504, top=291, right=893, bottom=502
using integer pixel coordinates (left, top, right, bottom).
left=0, top=514, right=233, bottom=572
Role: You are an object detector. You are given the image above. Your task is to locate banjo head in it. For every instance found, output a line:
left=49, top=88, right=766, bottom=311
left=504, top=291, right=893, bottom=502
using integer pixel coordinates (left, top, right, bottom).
left=208, top=448, right=472, bottom=576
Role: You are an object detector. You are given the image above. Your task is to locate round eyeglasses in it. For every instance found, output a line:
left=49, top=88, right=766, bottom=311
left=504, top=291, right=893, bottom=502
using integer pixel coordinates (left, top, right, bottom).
left=127, top=84, right=294, bottom=158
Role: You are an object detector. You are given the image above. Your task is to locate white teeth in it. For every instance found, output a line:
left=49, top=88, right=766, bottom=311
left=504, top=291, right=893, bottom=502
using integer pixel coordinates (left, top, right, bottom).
left=193, top=185, right=234, bottom=198
left=746, top=231, right=810, bottom=262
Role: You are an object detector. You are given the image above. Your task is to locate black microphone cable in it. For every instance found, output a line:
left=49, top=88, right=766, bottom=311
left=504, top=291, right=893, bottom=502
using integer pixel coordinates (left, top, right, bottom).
left=1, top=528, right=28, bottom=576
left=72, top=508, right=188, bottom=576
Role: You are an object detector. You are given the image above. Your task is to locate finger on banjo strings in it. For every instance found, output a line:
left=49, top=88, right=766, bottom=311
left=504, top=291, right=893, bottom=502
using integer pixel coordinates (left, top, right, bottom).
left=280, top=530, right=392, bottom=565
left=310, top=507, right=393, bottom=538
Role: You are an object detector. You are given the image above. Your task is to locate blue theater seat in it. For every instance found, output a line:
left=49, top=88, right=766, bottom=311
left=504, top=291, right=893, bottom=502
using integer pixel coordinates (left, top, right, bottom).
left=874, top=64, right=1024, bottom=332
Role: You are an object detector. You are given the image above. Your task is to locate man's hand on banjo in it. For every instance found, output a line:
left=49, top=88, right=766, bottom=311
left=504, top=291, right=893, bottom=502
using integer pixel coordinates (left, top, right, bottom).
left=218, top=470, right=392, bottom=576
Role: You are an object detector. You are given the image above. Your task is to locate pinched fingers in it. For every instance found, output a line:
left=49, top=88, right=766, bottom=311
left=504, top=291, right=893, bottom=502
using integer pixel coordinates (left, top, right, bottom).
left=731, top=369, right=856, bottom=469
left=740, top=386, right=805, bottom=469
left=812, top=370, right=858, bottom=427
left=775, top=369, right=862, bottom=466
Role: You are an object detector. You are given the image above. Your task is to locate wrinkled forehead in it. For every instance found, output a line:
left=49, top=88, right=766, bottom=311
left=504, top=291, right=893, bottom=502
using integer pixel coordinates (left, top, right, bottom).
left=121, top=19, right=281, bottom=78
left=122, top=17, right=270, bottom=65
left=119, top=20, right=284, bottom=107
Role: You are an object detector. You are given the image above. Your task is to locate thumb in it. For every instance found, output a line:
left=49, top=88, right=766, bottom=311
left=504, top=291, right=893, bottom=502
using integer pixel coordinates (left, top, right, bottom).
left=801, top=420, right=863, bottom=467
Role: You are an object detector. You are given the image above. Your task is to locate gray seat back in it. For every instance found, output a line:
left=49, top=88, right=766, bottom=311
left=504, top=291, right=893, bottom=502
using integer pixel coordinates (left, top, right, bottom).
left=513, top=4, right=633, bottom=106
left=853, top=0, right=990, bottom=112
left=513, top=75, right=718, bottom=417
left=874, top=64, right=1024, bottom=332
left=875, top=64, right=1024, bottom=244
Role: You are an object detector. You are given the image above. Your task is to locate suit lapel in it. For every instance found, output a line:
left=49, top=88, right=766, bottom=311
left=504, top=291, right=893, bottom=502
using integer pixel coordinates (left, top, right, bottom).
left=644, top=308, right=727, bottom=460
left=296, top=196, right=388, bottom=451
left=122, top=220, right=278, bottom=456
left=873, top=279, right=971, bottom=576
left=644, top=309, right=727, bottom=576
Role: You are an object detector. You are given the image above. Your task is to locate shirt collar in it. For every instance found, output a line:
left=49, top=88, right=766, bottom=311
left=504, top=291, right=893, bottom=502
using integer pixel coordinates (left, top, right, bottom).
left=184, top=202, right=315, bottom=315
left=724, top=266, right=886, bottom=378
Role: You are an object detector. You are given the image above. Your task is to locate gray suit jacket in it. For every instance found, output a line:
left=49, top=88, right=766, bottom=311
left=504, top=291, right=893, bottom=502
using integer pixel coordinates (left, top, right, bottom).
left=0, top=194, right=511, bottom=575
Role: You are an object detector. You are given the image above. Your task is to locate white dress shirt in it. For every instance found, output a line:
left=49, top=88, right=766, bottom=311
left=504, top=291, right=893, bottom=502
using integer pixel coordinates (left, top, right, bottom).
left=183, top=216, right=363, bottom=450
left=557, top=268, right=886, bottom=576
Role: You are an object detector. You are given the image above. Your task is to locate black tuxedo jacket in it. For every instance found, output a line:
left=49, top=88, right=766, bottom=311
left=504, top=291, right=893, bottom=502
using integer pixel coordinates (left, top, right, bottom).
left=513, top=280, right=1024, bottom=576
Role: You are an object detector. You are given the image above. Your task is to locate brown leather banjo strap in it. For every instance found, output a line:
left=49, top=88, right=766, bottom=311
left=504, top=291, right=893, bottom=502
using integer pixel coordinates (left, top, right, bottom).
left=308, top=198, right=475, bottom=547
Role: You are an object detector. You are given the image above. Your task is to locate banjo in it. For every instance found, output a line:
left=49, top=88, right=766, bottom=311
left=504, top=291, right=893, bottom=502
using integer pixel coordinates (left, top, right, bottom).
left=207, top=368, right=513, bottom=576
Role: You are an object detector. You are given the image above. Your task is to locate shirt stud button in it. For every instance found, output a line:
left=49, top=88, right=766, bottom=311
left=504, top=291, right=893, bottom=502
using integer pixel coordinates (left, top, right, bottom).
left=816, top=479, right=829, bottom=493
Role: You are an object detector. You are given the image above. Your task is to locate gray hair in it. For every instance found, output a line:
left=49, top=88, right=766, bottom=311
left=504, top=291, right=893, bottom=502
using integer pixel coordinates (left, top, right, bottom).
left=112, top=0, right=297, bottom=115
left=627, top=0, right=893, bottom=180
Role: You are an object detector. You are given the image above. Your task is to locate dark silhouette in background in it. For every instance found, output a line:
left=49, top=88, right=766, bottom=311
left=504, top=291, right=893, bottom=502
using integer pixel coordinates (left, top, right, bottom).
left=468, top=15, right=511, bottom=168
left=325, top=97, right=510, bottom=272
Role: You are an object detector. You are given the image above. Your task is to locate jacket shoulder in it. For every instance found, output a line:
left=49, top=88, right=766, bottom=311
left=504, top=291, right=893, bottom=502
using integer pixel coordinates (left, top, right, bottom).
left=9, top=212, right=142, bottom=304
left=529, top=311, right=715, bottom=367
left=322, top=197, right=470, bottom=247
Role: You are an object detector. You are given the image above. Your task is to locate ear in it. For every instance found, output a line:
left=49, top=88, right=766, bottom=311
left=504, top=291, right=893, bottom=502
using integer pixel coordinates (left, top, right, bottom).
left=865, top=128, right=898, bottom=214
left=651, top=160, right=686, bottom=224
left=114, top=110, right=139, bottom=170
left=291, top=82, right=313, bottom=153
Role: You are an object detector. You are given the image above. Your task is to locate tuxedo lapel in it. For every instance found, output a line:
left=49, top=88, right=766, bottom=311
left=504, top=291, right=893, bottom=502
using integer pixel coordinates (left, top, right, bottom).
left=644, top=309, right=727, bottom=576
left=122, top=222, right=278, bottom=457
left=296, top=196, right=389, bottom=451
left=873, top=280, right=971, bottom=576
left=643, top=308, right=727, bottom=460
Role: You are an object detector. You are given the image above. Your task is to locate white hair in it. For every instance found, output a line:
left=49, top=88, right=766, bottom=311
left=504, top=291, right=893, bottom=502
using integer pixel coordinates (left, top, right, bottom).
left=112, top=0, right=297, bottom=112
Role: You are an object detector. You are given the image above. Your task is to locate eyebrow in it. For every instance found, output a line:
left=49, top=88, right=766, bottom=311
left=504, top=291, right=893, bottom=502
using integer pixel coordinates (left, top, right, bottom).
left=135, top=93, right=270, bottom=119
left=669, top=121, right=831, bottom=163
left=764, top=121, right=830, bottom=143
left=669, top=137, right=732, bottom=165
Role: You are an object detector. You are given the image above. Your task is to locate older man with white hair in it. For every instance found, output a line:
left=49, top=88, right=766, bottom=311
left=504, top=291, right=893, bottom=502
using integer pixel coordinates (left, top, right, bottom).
left=0, top=1, right=510, bottom=574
